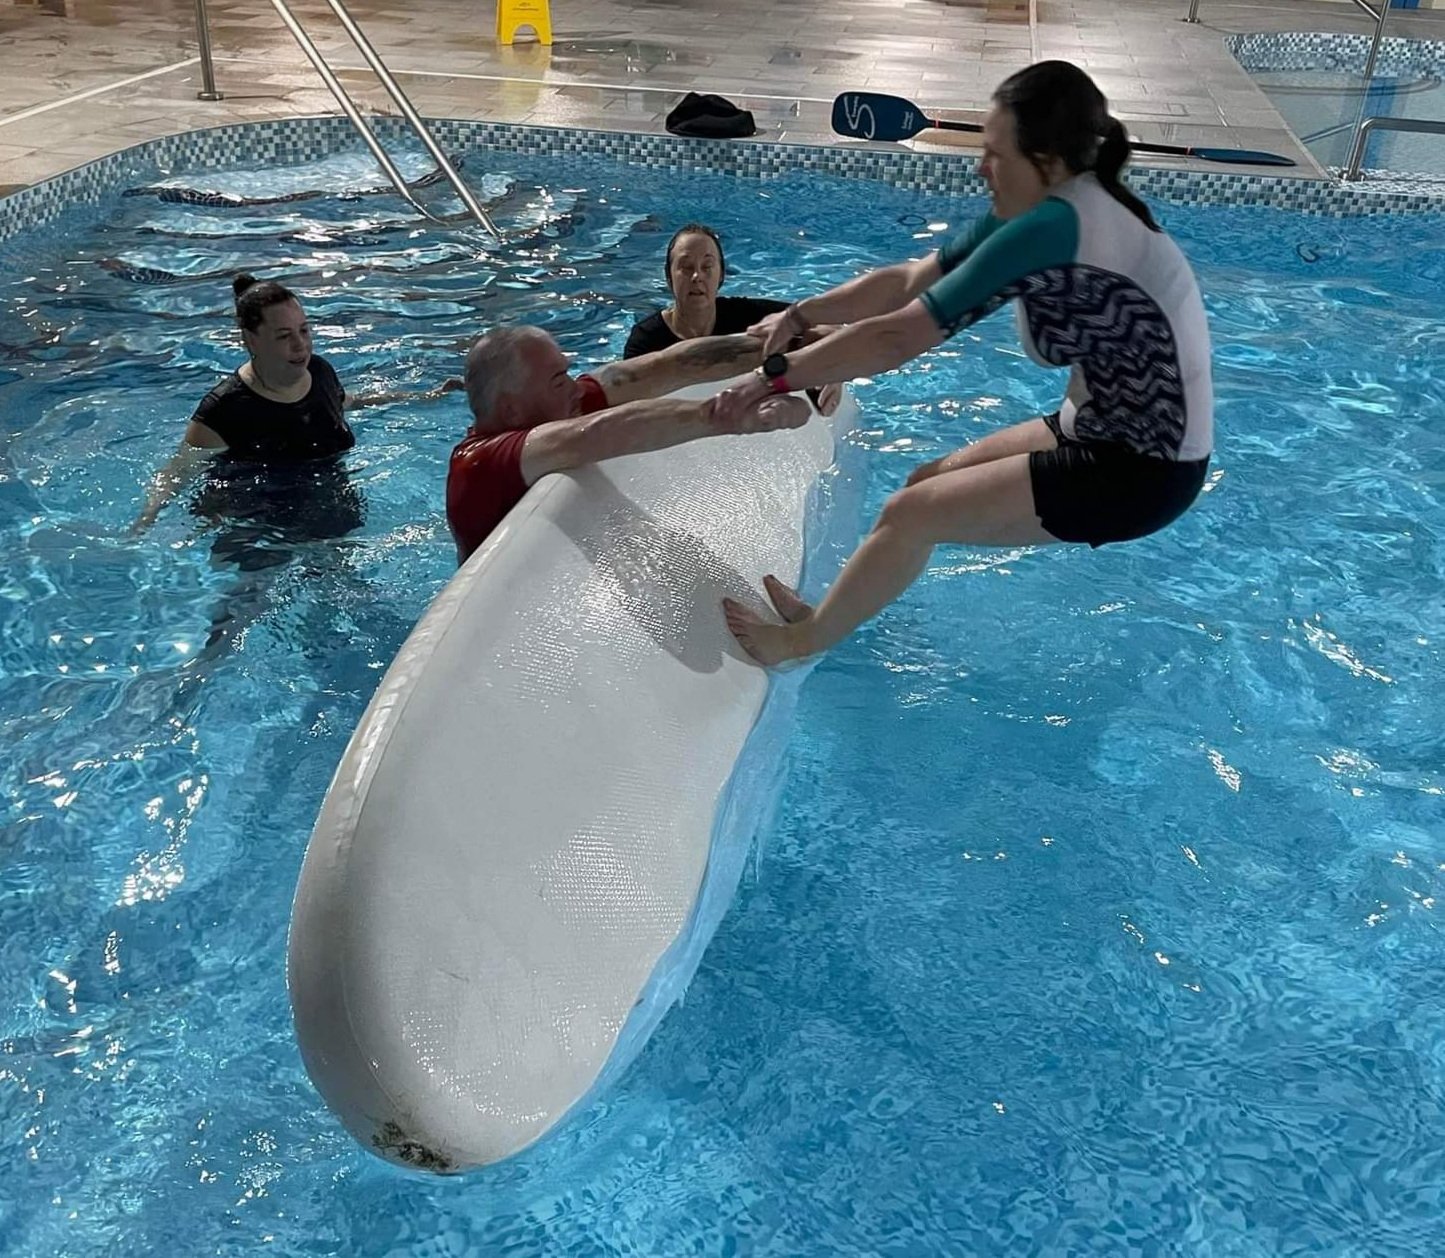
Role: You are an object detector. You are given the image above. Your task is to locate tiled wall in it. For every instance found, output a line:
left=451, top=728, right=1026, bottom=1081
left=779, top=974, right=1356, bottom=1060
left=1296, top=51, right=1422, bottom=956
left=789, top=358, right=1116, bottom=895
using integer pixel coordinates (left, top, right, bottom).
left=3, top=113, right=1444, bottom=244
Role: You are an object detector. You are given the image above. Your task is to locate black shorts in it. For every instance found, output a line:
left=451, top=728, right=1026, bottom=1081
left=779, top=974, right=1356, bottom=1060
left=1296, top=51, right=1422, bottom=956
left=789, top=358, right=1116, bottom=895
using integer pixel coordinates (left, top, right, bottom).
left=1029, top=419, right=1209, bottom=547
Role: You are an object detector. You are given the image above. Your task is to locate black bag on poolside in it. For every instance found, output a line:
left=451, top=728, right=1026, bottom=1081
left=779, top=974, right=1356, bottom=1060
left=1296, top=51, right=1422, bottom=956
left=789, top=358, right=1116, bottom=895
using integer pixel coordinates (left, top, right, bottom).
left=665, top=92, right=758, bottom=139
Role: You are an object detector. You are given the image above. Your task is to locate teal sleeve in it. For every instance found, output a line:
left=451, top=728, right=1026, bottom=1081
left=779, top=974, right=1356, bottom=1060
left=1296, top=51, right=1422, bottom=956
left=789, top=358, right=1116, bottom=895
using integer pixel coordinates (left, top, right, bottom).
left=920, top=197, right=1079, bottom=337
left=936, top=212, right=1005, bottom=274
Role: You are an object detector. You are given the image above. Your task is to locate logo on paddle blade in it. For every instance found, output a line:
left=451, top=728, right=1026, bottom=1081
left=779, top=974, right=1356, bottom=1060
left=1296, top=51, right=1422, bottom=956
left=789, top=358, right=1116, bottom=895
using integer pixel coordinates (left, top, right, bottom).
left=841, top=95, right=876, bottom=140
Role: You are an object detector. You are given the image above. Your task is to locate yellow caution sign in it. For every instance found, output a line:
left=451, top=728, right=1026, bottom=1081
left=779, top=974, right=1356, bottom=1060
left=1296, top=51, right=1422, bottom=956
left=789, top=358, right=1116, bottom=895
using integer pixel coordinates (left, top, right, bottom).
left=496, top=0, right=552, bottom=45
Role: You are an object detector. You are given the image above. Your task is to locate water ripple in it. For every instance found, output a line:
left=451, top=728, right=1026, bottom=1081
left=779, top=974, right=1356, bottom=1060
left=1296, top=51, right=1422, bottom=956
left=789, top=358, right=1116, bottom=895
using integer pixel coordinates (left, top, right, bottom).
left=1, top=154, right=1443, bottom=1255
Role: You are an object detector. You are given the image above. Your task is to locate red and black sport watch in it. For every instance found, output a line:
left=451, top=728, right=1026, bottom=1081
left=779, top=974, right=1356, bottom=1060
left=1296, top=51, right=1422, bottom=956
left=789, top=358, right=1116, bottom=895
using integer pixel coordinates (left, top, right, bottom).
left=761, top=352, right=792, bottom=394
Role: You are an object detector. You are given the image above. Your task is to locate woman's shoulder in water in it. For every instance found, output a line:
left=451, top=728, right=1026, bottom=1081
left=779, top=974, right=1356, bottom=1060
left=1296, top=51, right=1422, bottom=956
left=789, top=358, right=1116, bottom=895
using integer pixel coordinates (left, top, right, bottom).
left=623, top=310, right=676, bottom=359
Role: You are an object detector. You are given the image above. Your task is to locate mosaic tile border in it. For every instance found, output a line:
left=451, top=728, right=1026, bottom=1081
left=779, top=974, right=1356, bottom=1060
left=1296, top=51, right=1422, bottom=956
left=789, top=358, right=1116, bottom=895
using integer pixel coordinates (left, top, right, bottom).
left=1228, top=30, right=1445, bottom=77
left=2, top=113, right=1443, bottom=243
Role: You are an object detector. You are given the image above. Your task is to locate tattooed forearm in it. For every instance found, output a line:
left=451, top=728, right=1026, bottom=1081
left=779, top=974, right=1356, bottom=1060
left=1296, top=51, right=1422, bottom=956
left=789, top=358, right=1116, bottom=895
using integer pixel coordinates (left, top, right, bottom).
left=602, top=362, right=640, bottom=391
left=594, top=333, right=765, bottom=404
left=670, top=333, right=762, bottom=369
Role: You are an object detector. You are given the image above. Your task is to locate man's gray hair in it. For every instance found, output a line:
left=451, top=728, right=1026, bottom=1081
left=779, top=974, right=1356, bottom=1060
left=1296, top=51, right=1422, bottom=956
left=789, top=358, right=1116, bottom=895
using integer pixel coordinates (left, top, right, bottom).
left=464, top=326, right=552, bottom=427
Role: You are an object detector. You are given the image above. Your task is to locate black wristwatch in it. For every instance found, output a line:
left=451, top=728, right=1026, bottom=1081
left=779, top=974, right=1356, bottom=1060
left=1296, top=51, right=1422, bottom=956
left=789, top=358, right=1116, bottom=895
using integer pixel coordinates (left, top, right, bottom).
left=760, top=351, right=793, bottom=394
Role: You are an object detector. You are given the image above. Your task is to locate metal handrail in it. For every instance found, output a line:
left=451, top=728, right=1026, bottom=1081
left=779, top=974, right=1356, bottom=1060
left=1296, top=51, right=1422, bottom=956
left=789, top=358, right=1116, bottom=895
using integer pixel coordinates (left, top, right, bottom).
left=193, top=0, right=223, bottom=100
left=1346, top=0, right=1391, bottom=89
left=316, top=0, right=500, bottom=238
left=1191, top=0, right=1418, bottom=186
left=1190, top=0, right=1389, bottom=33
left=1343, top=115, right=1445, bottom=180
left=1340, top=0, right=1397, bottom=184
left=191, top=0, right=499, bottom=237
left=265, top=0, right=443, bottom=224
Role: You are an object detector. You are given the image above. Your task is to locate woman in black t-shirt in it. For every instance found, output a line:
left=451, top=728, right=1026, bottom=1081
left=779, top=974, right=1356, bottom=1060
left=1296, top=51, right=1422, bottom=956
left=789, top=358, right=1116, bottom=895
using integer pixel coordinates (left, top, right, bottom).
left=133, top=274, right=457, bottom=534
left=624, top=225, right=839, bottom=415
left=624, top=224, right=787, bottom=360
left=134, top=274, right=356, bottom=533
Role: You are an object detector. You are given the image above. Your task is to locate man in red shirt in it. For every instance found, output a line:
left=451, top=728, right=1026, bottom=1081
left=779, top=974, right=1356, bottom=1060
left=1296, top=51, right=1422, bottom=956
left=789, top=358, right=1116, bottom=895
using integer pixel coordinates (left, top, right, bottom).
left=446, top=325, right=810, bottom=564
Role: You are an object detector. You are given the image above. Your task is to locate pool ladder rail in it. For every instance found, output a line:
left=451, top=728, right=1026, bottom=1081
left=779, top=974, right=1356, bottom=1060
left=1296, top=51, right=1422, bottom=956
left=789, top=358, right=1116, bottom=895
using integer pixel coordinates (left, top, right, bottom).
left=191, top=0, right=501, bottom=239
left=1343, top=115, right=1445, bottom=181
left=1184, top=0, right=1445, bottom=183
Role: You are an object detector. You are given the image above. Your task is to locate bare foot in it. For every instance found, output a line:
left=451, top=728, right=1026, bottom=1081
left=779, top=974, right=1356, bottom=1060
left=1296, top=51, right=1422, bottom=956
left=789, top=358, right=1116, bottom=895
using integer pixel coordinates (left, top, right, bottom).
left=762, top=574, right=813, bottom=624
left=721, top=597, right=810, bottom=666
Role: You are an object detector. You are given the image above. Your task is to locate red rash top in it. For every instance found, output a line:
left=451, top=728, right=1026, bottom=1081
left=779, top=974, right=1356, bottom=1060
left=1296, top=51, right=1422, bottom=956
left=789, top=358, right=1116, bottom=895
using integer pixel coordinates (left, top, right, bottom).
left=445, top=373, right=609, bottom=564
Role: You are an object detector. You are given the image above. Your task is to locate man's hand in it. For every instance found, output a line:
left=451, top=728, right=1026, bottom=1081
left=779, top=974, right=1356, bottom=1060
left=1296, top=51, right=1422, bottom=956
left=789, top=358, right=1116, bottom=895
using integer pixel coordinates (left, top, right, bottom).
left=713, top=371, right=775, bottom=429
left=750, top=394, right=812, bottom=432
left=711, top=391, right=811, bottom=435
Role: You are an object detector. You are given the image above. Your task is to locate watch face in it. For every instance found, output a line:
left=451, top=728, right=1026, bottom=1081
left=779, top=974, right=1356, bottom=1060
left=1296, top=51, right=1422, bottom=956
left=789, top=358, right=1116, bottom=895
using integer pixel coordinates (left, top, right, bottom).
left=762, top=352, right=788, bottom=378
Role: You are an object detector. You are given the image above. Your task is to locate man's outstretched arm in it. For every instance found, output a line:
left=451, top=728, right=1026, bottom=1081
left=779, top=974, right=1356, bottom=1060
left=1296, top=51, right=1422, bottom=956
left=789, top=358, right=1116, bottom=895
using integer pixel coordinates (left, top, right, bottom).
left=590, top=333, right=764, bottom=406
left=519, top=393, right=810, bottom=486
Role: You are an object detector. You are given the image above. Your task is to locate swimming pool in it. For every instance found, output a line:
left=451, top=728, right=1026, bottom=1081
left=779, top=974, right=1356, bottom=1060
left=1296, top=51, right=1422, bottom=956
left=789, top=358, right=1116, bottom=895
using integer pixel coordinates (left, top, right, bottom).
left=1233, top=32, right=1445, bottom=176
left=2, top=138, right=1444, bottom=1254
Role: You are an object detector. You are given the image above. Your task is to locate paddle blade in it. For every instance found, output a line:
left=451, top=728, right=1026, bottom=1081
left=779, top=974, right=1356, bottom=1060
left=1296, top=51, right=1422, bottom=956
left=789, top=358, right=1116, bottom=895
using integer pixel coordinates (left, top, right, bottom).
left=1190, top=146, right=1296, bottom=167
left=830, top=92, right=931, bottom=142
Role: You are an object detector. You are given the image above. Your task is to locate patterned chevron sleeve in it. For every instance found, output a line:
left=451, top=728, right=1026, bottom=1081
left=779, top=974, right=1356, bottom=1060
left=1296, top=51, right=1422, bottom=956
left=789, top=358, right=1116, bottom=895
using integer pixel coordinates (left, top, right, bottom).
left=920, top=198, right=1080, bottom=336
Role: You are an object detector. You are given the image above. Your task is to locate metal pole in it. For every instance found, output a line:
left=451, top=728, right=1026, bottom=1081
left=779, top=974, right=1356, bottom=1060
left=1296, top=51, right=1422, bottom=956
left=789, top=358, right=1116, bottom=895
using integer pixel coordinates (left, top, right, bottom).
left=1344, top=115, right=1445, bottom=180
left=318, top=0, right=501, bottom=238
left=1344, top=116, right=1376, bottom=180
left=266, top=0, right=439, bottom=222
left=1344, top=0, right=1392, bottom=180
left=1183, top=0, right=1202, bottom=24
left=194, top=0, right=224, bottom=100
left=1359, top=0, right=1389, bottom=88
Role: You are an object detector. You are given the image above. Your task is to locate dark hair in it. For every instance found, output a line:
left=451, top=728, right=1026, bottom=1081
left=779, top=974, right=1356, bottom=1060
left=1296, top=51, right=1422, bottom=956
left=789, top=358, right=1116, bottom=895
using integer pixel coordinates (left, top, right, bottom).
left=664, top=223, right=726, bottom=283
left=232, top=272, right=300, bottom=332
left=992, top=61, right=1159, bottom=232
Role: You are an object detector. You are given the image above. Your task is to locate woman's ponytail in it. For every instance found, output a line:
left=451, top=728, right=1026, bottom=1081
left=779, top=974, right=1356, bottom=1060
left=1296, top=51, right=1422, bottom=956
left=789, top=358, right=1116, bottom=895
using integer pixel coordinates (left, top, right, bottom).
left=1095, top=117, right=1159, bottom=232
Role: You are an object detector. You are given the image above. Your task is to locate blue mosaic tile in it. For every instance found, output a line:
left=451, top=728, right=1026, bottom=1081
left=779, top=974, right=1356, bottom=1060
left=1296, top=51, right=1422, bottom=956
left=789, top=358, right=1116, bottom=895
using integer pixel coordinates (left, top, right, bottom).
left=2, top=114, right=1444, bottom=244
left=1229, top=31, right=1445, bottom=77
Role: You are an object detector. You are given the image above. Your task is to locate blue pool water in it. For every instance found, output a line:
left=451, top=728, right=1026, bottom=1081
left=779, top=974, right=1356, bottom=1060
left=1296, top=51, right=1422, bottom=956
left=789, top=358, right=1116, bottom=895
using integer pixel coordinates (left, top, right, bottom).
left=2, top=149, right=1444, bottom=1255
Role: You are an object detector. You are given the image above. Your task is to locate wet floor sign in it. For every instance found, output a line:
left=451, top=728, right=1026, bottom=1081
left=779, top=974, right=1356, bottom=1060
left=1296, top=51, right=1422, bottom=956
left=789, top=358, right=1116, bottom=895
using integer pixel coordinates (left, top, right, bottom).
left=496, top=0, right=552, bottom=44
